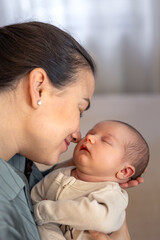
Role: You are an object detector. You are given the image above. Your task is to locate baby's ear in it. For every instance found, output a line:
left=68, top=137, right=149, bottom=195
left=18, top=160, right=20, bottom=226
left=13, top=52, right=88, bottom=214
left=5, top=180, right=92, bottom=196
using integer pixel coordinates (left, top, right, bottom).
left=116, top=165, right=135, bottom=180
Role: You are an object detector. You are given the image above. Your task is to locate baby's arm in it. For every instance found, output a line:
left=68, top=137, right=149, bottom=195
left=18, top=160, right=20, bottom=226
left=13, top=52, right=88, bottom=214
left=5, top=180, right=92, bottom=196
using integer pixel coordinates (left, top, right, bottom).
left=37, top=223, right=66, bottom=240
left=90, top=219, right=131, bottom=240
left=34, top=187, right=128, bottom=234
left=31, top=176, right=46, bottom=204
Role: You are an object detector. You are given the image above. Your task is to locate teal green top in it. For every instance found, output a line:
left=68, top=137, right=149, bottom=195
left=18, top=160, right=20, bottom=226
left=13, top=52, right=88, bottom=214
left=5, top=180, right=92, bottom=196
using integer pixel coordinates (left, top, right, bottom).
left=0, top=154, right=54, bottom=239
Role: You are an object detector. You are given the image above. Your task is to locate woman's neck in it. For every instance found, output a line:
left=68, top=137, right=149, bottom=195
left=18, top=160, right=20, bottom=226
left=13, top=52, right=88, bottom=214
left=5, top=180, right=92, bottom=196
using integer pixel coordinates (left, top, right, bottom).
left=0, top=93, right=20, bottom=161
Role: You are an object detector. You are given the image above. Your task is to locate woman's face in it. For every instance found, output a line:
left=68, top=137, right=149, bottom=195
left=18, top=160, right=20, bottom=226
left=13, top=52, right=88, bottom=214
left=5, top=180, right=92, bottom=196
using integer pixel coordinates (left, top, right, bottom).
left=26, top=69, right=95, bottom=165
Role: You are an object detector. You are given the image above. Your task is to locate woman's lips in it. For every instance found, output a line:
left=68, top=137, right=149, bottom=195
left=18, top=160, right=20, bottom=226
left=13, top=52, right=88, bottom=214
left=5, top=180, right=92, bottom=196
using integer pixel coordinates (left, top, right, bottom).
left=64, top=139, right=70, bottom=150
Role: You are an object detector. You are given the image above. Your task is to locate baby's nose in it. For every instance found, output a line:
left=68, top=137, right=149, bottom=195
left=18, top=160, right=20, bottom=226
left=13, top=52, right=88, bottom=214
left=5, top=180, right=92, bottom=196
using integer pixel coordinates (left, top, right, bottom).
left=85, top=134, right=96, bottom=144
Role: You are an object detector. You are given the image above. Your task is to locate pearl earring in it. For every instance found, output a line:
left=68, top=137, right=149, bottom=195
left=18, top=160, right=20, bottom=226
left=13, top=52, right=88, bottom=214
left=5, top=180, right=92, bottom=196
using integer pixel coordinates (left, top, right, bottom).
left=37, top=100, right=42, bottom=105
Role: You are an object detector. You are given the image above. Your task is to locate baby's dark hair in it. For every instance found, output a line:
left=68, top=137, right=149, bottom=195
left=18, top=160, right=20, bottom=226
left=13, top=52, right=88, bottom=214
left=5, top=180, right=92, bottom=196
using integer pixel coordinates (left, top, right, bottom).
left=113, top=120, right=149, bottom=180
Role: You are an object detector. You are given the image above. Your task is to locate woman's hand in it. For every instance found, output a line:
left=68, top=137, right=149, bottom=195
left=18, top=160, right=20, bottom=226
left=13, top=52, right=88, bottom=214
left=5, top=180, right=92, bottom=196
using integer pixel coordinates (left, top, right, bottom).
left=89, top=231, right=111, bottom=240
left=120, top=168, right=147, bottom=189
left=120, top=176, right=144, bottom=188
left=89, top=219, right=130, bottom=240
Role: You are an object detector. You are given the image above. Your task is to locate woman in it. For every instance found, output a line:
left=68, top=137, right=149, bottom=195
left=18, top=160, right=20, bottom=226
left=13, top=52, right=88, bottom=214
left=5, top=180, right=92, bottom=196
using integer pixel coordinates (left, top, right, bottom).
left=0, top=21, right=141, bottom=240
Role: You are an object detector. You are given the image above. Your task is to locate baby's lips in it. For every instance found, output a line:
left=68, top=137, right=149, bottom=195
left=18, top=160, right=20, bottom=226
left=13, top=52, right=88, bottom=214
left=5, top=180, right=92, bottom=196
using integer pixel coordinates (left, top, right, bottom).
left=80, top=143, right=89, bottom=152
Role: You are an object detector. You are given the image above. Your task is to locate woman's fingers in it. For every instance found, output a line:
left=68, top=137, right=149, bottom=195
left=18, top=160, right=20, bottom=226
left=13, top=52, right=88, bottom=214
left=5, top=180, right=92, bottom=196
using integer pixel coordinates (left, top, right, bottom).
left=120, top=169, right=147, bottom=189
left=120, top=178, right=142, bottom=188
left=89, top=218, right=131, bottom=240
left=89, top=231, right=111, bottom=240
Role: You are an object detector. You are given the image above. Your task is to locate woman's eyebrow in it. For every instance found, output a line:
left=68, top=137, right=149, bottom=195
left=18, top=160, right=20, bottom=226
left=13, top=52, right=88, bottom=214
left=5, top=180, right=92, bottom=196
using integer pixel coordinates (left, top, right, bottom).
left=83, top=98, right=90, bottom=111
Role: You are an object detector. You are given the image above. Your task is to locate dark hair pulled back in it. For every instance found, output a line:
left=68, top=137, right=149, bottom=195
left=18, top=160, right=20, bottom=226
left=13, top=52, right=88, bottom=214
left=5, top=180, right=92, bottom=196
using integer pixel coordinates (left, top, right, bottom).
left=0, top=21, right=95, bottom=90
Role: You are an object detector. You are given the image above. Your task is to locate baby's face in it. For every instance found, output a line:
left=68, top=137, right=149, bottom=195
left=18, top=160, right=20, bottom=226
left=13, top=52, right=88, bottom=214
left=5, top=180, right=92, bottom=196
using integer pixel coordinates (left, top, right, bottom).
left=73, top=121, right=130, bottom=181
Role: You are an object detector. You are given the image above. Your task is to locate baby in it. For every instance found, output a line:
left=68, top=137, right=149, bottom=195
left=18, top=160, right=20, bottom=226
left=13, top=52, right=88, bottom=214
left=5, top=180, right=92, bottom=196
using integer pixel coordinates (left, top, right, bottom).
left=31, top=120, right=149, bottom=240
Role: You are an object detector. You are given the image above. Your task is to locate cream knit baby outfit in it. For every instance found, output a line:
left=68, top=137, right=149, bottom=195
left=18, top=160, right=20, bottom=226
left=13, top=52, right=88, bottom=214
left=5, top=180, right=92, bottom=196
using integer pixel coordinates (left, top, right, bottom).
left=31, top=166, right=128, bottom=240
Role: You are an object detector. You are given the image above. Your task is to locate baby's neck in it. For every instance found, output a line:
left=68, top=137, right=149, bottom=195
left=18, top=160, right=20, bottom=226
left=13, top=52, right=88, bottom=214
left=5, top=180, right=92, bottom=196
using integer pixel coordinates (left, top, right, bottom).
left=71, top=168, right=119, bottom=183
left=71, top=169, right=82, bottom=180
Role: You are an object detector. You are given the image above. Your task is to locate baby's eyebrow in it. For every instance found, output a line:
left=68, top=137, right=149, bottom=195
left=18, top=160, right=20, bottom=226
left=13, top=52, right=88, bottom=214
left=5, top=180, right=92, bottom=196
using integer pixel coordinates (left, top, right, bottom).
left=83, top=98, right=90, bottom=111
left=86, top=129, right=97, bottom=136
left=106, top=134, right=118, bottom=144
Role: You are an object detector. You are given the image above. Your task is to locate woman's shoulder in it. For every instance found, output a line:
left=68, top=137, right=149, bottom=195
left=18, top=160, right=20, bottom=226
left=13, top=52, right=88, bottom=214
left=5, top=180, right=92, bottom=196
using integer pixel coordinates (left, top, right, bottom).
left=0, top=156, right=26, bottom=201
left=8, top=154, right=26, bottom=172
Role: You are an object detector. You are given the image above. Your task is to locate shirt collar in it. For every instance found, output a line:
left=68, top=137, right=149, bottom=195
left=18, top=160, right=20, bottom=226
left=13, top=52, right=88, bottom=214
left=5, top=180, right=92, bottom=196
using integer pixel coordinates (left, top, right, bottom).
left=0, top=155, right=26, bottom=201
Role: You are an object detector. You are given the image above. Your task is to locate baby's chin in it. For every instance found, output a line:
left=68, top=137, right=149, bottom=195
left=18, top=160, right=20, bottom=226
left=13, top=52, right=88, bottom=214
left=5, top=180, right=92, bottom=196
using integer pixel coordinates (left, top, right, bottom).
left=75, top=150, right=89, bottom=159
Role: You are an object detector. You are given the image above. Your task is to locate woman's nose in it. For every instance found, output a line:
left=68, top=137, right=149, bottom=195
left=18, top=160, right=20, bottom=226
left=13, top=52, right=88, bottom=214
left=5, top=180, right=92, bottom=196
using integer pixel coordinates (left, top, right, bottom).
left=71, top=130, right=81, bottom=143
left=85, top=134, right=96, bottom=144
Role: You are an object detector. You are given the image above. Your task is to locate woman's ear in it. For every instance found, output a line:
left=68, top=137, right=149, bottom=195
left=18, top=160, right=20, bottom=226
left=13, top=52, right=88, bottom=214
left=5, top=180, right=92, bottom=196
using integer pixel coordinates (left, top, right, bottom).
left=28, top=68, right=48, bottom=109
left=116, top=165, right=135, bottom=180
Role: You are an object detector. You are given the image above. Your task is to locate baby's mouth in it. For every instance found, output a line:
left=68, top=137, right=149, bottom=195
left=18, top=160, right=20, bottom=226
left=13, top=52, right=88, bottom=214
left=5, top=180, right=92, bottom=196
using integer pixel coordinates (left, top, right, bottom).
left=80, top=144, right=89, bottom=153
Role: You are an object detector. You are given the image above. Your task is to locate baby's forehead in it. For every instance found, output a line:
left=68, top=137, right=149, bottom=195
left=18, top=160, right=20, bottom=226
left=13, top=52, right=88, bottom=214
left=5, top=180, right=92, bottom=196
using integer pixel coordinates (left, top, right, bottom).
left=88, top=121, right=112, bottom=134
left=92, top=121, right=118, bottom=129
left=90, top=121, right=130, bottom=136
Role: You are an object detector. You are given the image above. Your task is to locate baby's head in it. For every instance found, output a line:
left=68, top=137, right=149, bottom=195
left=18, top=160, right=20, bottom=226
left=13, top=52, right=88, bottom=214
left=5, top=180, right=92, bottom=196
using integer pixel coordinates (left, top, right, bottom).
left=73, top=120, right=149, bottom=183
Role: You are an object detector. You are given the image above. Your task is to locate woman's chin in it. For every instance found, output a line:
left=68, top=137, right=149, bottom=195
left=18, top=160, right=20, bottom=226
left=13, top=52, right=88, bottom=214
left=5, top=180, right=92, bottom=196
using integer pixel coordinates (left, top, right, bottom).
left=38, top=154, right=60, bottom=166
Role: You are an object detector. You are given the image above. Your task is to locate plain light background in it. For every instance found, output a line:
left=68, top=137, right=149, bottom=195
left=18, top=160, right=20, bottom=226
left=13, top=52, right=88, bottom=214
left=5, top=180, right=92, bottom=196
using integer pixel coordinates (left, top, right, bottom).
left=0, top=0, right=160, bottom=94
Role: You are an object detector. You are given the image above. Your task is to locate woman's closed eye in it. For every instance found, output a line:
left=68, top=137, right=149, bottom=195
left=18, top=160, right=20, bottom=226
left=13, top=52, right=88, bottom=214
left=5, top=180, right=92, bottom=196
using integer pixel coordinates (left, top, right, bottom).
left=79, top=99, right=90, bottom=119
